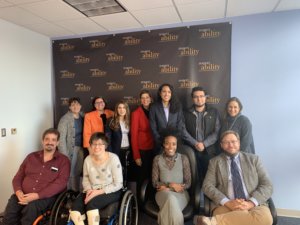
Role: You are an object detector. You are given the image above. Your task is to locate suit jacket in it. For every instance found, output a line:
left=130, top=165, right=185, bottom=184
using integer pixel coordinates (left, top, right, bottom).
left=105, top=118, right=130, bottom=157
left=149, top=102, right=196, bottom=147
left=130, top=106, right=154, bottom=160
left=202, top=152, right=273, bottom=206
left=83, top=109, right=114, bottom=148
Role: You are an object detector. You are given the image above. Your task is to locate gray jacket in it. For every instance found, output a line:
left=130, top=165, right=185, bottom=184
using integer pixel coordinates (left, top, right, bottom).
left=57, top=111, right=84, bottom=157
left=202, top=152, right=273, bottom=206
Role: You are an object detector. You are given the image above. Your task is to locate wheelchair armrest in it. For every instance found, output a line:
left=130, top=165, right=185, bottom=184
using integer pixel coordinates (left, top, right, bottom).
left=268, top=198, right=277, bottom=225
left=193, top=182, right=202, bottom=214
left=204, top=195, right=212, bottom=216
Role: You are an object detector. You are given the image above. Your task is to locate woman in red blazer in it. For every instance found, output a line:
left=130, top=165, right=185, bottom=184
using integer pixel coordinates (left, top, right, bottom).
left=131, top=90, right=154, bottom=204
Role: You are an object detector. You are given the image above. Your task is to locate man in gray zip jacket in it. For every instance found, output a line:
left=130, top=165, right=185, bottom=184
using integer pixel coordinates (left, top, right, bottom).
left=183, top=86, right=220, bottom=185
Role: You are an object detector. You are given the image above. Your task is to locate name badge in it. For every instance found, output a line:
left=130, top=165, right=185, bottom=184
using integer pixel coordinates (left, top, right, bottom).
left=51, top=166, right=58, bottom=172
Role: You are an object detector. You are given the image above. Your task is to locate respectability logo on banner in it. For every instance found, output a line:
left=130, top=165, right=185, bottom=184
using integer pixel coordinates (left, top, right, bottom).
left=123, top=96, right=139, bottom=104
left=159, top=33, right=178, bottom=42
left=123, top=67, right=141, bottom=76
left=60, top=98, right=69, bottom=106
left=60, top=70, right=75, bottom=78
left=123, top=36, right=141, bottom=46
left=140, top=50, right=160, bottom=59
left=178, top=79, right=199, bottom=88
left=89, top=69, right=107, bottom=77
left=106, top=53, right=123, bottom=62
left=198, top=29, right=221, bottom=39
left=74, top=55, right=90, bottom=64
left=74, top=83, right=91, bottom=92
left=159, top=65, right=179, bottom=74
left=141, top=81, right=159, bottom=89
left=59, top=43, right=74, bottom=51
left=106, top=82, right=124, bottom=91
left=89, top=40, right=106, bottom=48
left=199, top=62, right=220, bottom=72
left=178, top=47, right=199, bottom=56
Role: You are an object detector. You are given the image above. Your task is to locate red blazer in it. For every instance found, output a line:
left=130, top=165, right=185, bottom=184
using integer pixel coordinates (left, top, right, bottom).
left=130, top=106, right=154, bottom=160
left=83, top=109, right=113, bottom=148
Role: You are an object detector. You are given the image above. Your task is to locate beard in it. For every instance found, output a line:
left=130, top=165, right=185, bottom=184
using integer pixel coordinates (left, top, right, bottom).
left=195, top=103, right=205, bottom=107
left=44, top=144, right=55, bottom=151
left=223, top=150, right=239, bottom=157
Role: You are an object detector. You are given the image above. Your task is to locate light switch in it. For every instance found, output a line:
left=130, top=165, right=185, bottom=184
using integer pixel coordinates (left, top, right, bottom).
left=1, top=128, right=6, bottom=137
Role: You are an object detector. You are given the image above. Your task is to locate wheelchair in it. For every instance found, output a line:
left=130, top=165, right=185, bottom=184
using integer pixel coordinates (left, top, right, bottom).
left=33, top=150, right=138, bottom=225
left=139, top=144, right=201, bottom=221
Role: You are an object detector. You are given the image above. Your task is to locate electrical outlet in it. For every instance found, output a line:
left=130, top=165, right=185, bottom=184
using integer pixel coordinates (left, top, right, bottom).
left=1, top=128, right=6, bottom=137
left=11, top=128, right=17, bottom=135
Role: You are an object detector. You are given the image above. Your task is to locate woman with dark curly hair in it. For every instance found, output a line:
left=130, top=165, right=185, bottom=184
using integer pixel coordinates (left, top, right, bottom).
left=152, top=132, right=191, bottom=225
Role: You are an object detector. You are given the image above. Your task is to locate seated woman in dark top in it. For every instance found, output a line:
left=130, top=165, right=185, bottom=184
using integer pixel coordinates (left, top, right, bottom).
left=152, top=132, right=191, bottom=225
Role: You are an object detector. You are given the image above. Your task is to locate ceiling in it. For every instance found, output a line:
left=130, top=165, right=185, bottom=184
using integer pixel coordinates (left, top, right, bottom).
left=0, top=0, right=299, bottom=39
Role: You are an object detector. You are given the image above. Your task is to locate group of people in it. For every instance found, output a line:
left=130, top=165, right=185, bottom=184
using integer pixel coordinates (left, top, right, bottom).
left=1, top=84, right=273, bottom=225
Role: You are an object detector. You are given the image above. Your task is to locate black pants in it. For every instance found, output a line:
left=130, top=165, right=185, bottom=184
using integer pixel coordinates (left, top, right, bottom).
left=119, top=148, right=139, bottom=183
left=195, top=150, right=214, bottom=187
left=136, top=150, right=154, bottom=205
left=71, top=190, right=122, bottom=213
left=2, top=194, right=56, bottom=225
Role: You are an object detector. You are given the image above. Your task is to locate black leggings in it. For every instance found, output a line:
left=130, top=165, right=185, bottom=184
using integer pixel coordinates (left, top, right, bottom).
left=71, top=190, right=122, bottom=214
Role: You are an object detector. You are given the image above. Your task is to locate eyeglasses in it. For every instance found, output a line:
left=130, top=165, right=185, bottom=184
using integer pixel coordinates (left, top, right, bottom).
left=221, top=140, right=239, bottom=145
left=91, top=143, right=105, bottom=147
left=94, top=101, right=104, bottom=105
left=70, top=103, right=80, bottom=107
left=193, top=95, right=206, bottom=99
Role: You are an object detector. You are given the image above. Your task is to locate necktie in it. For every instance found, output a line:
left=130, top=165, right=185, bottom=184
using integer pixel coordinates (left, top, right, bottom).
left=231, top=157, right=246, bottom=199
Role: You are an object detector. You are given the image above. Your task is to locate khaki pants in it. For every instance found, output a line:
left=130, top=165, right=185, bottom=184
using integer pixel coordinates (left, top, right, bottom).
left=213, top=205, right=273, bottom=225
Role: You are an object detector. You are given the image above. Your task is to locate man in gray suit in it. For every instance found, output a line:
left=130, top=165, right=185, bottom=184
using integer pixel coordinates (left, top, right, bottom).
left=193, top=130, right=273, bottom=225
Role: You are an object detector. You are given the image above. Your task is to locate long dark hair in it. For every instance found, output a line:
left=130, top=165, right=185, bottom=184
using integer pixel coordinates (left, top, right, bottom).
left=157, top=83, right=181, bottom=113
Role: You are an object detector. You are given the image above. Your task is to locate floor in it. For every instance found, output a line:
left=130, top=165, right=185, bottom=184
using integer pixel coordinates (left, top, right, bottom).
left=138, top=211, right=300, bottom=225
left=1, top=207, right=300, bottom=225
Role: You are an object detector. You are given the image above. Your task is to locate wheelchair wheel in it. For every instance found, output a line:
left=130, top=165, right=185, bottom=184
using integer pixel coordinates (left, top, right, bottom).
left=32, top=210, right=51, bottom=225
left=49, top=190, right=78, bottom=225
left=118, top=190, right=138, bottom=225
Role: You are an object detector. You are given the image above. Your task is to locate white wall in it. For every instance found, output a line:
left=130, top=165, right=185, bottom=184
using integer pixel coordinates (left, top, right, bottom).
left=0, top=19, right=52, bottom=212
left=230, top=10, right=300, bottom=213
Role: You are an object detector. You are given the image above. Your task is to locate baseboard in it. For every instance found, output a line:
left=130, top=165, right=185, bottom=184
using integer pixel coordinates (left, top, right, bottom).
left=277, top=208, right=300, bottom=218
